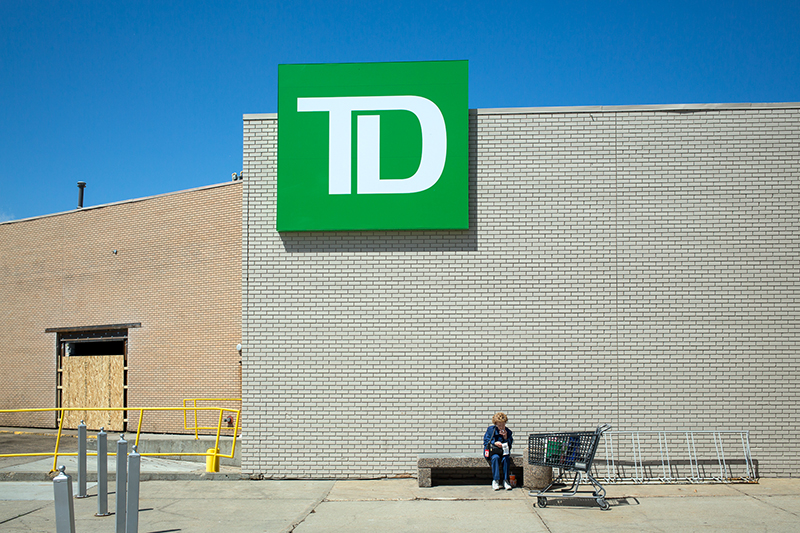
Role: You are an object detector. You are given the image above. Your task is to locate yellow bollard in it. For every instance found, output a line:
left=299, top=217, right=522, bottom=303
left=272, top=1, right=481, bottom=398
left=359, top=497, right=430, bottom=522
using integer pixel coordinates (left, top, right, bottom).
left=206, top=448, right=219, bottom=472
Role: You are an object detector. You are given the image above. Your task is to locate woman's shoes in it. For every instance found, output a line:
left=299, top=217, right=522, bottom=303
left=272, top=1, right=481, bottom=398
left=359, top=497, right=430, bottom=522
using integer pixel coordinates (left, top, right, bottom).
left=493, top=480, right=513, bottom=490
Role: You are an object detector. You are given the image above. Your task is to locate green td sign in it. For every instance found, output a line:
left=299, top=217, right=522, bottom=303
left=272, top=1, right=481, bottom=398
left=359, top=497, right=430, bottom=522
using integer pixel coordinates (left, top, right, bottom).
left=277, top=60, right=468, bottom=231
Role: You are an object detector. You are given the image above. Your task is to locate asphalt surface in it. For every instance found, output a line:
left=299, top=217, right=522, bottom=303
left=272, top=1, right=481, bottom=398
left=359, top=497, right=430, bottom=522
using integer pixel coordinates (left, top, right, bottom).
left=0, top=431, right=77, bottom=469
left=2, top=478, right=799, bottom=532
left=1, top=428, right=799, bottom=532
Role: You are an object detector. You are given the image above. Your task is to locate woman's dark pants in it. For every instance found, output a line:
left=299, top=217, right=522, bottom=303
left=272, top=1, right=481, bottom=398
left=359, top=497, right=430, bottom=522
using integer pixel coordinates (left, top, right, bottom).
left=490, top=454, right=511, bottom=481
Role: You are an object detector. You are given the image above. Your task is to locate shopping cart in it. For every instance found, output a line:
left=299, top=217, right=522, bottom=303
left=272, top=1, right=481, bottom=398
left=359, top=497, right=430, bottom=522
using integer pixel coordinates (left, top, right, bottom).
left=528, top=424, right=611, bottom=510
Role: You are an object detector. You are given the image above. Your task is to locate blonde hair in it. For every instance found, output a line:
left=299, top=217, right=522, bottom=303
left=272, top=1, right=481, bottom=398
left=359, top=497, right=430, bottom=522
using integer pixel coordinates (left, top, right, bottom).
left=492, top=412, right=508, bottom=425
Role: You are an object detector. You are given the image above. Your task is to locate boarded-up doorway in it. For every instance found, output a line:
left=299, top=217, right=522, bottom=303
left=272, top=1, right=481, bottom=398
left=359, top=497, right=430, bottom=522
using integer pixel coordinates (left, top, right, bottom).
left=61, top=348, right=125, bottom=430
left=49, top=325, right=137, bottom=432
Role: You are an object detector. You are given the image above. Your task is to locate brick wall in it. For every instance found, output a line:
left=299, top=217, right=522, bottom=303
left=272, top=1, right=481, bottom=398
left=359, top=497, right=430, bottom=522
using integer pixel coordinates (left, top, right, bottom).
left=0, top=182, right=242, bottom=432
left=242, top=104, right=799, bottom=478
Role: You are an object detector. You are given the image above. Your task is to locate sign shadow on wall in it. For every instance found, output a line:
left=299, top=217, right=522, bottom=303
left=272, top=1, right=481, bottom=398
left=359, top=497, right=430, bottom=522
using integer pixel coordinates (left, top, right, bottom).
left=279, top=113, right=479, bottom=254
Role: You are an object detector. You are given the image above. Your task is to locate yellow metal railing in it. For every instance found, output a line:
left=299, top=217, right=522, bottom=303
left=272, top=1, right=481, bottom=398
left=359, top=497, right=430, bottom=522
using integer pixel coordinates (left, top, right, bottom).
left=0, top=406, right=240, bottom=473
left=182, top=398, right=242, bottom=440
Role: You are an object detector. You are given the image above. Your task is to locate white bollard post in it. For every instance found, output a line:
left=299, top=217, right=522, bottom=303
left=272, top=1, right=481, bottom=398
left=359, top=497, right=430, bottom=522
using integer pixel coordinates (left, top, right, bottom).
left=126, top=445, right=141, bottom=533
left=96, top=427, right=111, bottom=516
left=53, top=465, right=76, bottom=533
left=77, top=420, right=87, bottom=498
left=115, top=434, right=127, bottom=533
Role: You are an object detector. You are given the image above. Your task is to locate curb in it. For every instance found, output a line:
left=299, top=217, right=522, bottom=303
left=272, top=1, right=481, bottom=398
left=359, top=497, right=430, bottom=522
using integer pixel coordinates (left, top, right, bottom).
left=0, top=471, right=245, bottom=482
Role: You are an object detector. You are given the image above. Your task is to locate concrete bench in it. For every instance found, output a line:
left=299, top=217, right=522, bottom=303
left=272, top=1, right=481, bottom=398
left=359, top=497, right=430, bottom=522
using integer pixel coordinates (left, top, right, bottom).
left=418, top=452, right=551, bottom=489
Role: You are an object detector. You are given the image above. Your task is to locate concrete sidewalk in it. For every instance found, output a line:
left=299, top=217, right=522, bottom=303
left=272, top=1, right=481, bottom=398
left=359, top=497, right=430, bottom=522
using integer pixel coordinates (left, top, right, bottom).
left=2, top=428, right=798, bottom=531
left=1, top=478, right=798, bottom=532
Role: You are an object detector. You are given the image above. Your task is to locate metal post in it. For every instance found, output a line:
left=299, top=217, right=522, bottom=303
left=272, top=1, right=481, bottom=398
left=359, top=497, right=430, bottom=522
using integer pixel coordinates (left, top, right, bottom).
left=126, top=445, right=141, bottom=533
left=116, top=434, right=127, bottom=533
left=96, top=427, right=110, bottom=516
left=77, top=181, right=86, bottom=208
left=77, top=420, right=87, bottom=498
left=53, top=465, right=76, bottom=533
left=52, top=409, right=67, bottom=473
left=742, top=431, right=755, bottom=480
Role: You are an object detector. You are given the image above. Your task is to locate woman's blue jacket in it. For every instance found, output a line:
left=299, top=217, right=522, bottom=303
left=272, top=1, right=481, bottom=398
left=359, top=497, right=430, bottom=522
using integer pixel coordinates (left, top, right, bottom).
left=483, top=425, right=513, bottom=450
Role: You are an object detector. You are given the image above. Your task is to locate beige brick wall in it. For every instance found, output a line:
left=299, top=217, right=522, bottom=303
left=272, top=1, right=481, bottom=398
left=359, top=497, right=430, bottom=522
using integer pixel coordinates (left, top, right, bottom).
left=0, top=182, right=242, bottom=433
left=242, top=104, right=799, bottom=478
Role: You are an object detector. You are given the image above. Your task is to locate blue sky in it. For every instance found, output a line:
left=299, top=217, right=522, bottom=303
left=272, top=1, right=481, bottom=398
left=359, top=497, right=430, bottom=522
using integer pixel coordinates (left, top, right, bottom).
left=1, top=1, right=798, bottom=222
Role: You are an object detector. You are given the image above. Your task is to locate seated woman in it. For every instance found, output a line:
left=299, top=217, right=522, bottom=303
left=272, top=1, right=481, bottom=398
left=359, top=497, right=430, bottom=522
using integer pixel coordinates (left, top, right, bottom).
left=483, top=412, right=514, bottom=490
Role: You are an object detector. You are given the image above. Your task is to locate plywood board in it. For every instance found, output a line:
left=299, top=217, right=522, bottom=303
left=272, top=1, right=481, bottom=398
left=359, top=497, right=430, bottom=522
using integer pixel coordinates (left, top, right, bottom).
left=61, top=355, right=124, bottom=431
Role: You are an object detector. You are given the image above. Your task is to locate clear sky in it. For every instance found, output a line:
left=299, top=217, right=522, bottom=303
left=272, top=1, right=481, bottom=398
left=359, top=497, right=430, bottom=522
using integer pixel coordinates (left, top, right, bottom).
left=1, top=1, right=798, bottom=222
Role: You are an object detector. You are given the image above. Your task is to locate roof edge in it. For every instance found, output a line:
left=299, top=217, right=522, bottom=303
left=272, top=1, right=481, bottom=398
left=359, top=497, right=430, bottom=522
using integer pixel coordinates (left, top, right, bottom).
left=1, top=181, right=240, bottom=227
left=474, top=102, right=800, bottom=115
left=244, top=102, right=800, bottom=120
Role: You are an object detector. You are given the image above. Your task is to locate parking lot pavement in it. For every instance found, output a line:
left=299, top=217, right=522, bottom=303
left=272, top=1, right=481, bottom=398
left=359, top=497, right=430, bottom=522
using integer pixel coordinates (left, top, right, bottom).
left=0, top=430, right=77, bottom=470
left=0, top=427, right=239, bottom=481
left=2, top=477, right=798, bottom=533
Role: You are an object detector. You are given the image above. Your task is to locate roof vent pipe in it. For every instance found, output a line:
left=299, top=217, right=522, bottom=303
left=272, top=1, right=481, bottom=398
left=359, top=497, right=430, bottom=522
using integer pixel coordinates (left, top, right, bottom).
left=77, top=181, right=86, bottom=208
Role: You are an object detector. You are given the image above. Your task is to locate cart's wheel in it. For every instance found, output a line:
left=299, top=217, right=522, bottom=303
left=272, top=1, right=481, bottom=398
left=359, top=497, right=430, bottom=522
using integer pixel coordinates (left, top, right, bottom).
left=537, top=496, right=547, bottom=508
left=597, top=498, right=610, bottom=511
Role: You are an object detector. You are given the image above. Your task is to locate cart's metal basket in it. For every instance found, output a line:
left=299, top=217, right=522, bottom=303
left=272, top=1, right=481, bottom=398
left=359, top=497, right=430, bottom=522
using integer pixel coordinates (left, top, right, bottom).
left=527, top=424, right=612, bottom=510
left=528, top=425, right=607, bottom=473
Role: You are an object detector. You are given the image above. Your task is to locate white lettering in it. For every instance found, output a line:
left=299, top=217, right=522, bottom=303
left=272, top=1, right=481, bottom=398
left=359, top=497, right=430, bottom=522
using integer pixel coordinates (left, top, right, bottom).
left=297, top=96, right=447, bottom=195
